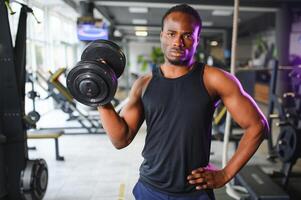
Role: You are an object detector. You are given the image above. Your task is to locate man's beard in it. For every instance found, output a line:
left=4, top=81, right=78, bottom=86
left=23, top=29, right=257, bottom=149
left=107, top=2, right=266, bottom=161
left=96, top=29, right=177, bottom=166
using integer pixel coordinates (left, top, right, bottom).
left=167, top=57, right=190, bottom=66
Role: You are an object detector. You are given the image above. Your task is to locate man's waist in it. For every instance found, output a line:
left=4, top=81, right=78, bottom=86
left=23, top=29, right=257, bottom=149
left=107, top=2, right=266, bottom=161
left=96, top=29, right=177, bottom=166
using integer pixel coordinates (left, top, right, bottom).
left=138, top=174, right=208, bottom=197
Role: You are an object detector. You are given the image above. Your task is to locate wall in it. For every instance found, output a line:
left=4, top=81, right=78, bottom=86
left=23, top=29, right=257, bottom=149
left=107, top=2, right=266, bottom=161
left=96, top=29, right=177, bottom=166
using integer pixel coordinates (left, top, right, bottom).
left=236, top=36, right=253, bottom=65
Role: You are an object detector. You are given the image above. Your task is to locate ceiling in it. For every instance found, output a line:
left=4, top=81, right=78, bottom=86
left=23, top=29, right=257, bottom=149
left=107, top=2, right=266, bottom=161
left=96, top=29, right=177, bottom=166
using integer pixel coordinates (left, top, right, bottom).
left=62, top=0, right=300, bottom=42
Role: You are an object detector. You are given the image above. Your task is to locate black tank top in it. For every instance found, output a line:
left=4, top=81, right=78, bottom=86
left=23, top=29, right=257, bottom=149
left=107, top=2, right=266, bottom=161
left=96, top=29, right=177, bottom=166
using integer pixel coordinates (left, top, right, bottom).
left=139, top=62, right=215, bottom=196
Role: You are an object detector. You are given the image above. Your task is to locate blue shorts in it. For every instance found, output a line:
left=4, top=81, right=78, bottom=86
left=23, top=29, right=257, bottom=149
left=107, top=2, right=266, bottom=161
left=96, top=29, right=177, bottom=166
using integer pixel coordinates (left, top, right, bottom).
left=132, top=181, right=215, bottom=200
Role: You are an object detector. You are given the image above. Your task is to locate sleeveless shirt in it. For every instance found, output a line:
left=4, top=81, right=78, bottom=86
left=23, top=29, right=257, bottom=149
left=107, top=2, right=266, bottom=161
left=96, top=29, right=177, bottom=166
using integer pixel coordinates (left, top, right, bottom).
left=139, top=62, right=215, bottom=196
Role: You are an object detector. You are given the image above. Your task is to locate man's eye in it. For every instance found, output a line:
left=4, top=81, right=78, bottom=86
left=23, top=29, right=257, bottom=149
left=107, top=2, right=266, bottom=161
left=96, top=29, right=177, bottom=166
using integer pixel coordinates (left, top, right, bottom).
left=167, top=32, right=175, bottom=37
left=184, top=34, right=192, bottom=39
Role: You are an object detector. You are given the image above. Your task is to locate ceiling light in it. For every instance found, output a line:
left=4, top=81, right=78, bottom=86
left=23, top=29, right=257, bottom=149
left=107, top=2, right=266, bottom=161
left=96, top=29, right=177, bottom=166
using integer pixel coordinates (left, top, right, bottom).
left=212, top=10, right=233, bottom=16
left=135, top=26, right=148, bottom=31
left=135, top=31, right=148, bottom=37
left=129, top=7, right=148, bottom=13
left=210, top=41, right=218, bottom=46
left=202, top=21, right=213, bottom=26
left=132, top=19, right=147, bottom=25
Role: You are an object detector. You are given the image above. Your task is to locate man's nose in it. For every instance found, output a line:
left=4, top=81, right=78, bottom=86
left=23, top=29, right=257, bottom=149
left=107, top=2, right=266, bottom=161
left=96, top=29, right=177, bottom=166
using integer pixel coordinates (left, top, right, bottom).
left=173, top=36, right=184, bottom=47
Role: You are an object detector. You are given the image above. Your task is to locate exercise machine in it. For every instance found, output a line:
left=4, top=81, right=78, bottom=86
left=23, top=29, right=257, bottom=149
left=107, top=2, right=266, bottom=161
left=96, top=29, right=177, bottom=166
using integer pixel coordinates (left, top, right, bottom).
left=26, top=72, right=41, bottom=125
left=235, top=60, right=301, bottom=200
left=0, top=2, right=48, bottom=199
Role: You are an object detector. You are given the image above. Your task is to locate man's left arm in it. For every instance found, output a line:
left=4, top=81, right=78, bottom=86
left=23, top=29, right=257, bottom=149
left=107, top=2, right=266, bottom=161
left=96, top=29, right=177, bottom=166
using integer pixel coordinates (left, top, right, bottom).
left=187, top=67, right=269, bottom=189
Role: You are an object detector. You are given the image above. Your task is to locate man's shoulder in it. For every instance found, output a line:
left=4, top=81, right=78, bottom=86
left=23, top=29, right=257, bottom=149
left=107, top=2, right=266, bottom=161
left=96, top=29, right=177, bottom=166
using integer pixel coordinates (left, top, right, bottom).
left=131, top=73, right=153, bottom=98
left=203, top=64, right=230, bottom=80
left=136, top=73, right=153, bottom=86
left=203, top=64, right=237, bottom=99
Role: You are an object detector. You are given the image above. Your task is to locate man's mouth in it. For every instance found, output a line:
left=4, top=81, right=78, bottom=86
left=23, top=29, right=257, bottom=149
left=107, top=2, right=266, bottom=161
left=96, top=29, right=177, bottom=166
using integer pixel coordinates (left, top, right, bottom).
left=170, top=49, right=185, bottom=57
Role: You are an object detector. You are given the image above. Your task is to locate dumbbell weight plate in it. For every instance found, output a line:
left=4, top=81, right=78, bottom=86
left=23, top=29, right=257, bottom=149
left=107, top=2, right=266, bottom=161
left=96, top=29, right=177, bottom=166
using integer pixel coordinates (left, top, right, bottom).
left=67, top=60, right=117, bottom=107
left=81, top=40, right=126, bottom=78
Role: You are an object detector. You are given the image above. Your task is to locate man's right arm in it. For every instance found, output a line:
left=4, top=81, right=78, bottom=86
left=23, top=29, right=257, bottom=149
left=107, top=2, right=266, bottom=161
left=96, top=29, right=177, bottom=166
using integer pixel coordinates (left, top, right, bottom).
left=97, top=76, right=147, bottom=149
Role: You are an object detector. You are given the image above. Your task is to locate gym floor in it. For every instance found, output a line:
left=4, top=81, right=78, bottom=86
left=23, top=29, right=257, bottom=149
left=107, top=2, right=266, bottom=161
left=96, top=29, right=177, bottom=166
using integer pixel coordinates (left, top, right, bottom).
left=27, top=103, right=301, bottom=200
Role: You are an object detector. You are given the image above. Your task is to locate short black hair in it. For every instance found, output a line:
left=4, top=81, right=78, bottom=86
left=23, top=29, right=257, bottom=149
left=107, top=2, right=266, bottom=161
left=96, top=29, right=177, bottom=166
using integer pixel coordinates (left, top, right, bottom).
left=161, top=4, right=202, bottom=36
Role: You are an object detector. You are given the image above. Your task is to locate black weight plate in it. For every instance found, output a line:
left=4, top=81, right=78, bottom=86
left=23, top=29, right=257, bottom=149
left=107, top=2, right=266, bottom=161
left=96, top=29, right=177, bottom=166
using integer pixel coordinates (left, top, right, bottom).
left=276, top=126, right=297, bottom=162
left=67, top=60, right=118, bottom=107
left=20, top=159, right=48, bottom=200
left=81, top=39, right=125, bottom=78
left=28, top=111, right=40, bottom=123
left=75, top=73, right=109, bottom=104
left=67, top=61, right=109, bottom=106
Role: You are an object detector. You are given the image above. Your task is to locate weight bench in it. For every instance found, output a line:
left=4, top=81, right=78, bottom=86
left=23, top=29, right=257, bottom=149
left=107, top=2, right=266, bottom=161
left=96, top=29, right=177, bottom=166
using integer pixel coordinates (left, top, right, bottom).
left=236, top=165, right=289, bottom=200
left=27, top=130, right=64, bottom=161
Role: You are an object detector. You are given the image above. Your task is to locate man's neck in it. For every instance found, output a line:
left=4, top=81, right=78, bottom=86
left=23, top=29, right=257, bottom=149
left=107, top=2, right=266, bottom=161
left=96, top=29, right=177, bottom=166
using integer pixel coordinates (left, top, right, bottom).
left=160, top=61, right=195, bottom=79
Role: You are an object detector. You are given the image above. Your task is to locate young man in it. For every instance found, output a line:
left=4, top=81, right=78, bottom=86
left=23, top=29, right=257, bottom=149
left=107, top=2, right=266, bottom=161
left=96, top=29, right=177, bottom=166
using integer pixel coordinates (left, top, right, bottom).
left=98, top=4, right=268, bottom=200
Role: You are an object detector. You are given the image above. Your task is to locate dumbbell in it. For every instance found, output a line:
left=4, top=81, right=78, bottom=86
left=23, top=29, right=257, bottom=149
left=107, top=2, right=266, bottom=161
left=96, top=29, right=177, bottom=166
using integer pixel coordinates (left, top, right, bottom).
left=66, top=40, right=126, bottom=107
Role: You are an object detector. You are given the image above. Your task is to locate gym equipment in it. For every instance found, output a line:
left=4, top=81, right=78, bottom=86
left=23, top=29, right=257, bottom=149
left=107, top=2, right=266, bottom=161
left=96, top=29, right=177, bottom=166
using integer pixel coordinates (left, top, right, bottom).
left=27, top=130, right=64, bottom=161
left=265, top=61, right=301, bottom=187
left=276, top=125, right=301, bottom=163
left=1, top=1, right=27, bottom=199
left=236, top=166, right=289, bottom=200
left=20, top=159, right=48, bottom=200
left=36, top=68, right=103, bottom=134
left=67, top=39, right=126, bottom=107
left=222, top=0, right=297, bottom=198
left=0, top=2, right=48, bottom=199
left=22, top=73, right=41, bottom=130
left=27, top=111, right=40, bottom=124
left=0, top=133, right=6, bottom=198
left=266, top=64, right=301, bottom=159
left=276, top=125, right=301, bottom=187
left=4, top=0, right=16, bottom=15
left=26, top=72, right=41, bottom=124
left=233, top=61, right=301, bottom=199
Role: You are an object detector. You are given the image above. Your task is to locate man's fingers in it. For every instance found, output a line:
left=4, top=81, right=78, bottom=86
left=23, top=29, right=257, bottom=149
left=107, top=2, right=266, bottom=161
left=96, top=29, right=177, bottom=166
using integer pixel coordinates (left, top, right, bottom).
left=189, top=172, right=213, bottom=183
left=191, top=167, right=204, bottom=174
left=187, top=173, right=202, bottom=180
left=195, top=179, right=213, bottom=190
left=187, top=168, right=220, bottom=190
left=188, top=171, right=217, bottom=190
left=193, top=178, right=212, bottom=190
left=188, top=167, right=205, bottom=180
left=189, top=169, right=228, bottom=190
left=187, top=169, right=216, bottom=182
left=188, top=177, right=205, bottom=184
left=196, top=184, right=209, bottom=190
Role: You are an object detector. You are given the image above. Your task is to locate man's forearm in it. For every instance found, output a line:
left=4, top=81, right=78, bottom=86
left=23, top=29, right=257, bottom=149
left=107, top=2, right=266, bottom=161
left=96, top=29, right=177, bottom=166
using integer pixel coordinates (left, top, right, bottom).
left=223, top=120, right=267, bottom=181
left=98, top=104, right=129, bottom=149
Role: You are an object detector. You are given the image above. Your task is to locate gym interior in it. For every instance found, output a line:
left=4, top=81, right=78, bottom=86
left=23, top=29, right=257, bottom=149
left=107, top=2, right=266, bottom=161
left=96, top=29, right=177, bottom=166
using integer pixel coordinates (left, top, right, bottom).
left=1, top=0, right=301, bottom=199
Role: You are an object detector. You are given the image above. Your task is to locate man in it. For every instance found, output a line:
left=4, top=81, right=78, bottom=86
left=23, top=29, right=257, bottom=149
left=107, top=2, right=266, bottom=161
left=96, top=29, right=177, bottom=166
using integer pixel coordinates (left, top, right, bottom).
left=98, top=4, right=268, bottom=200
